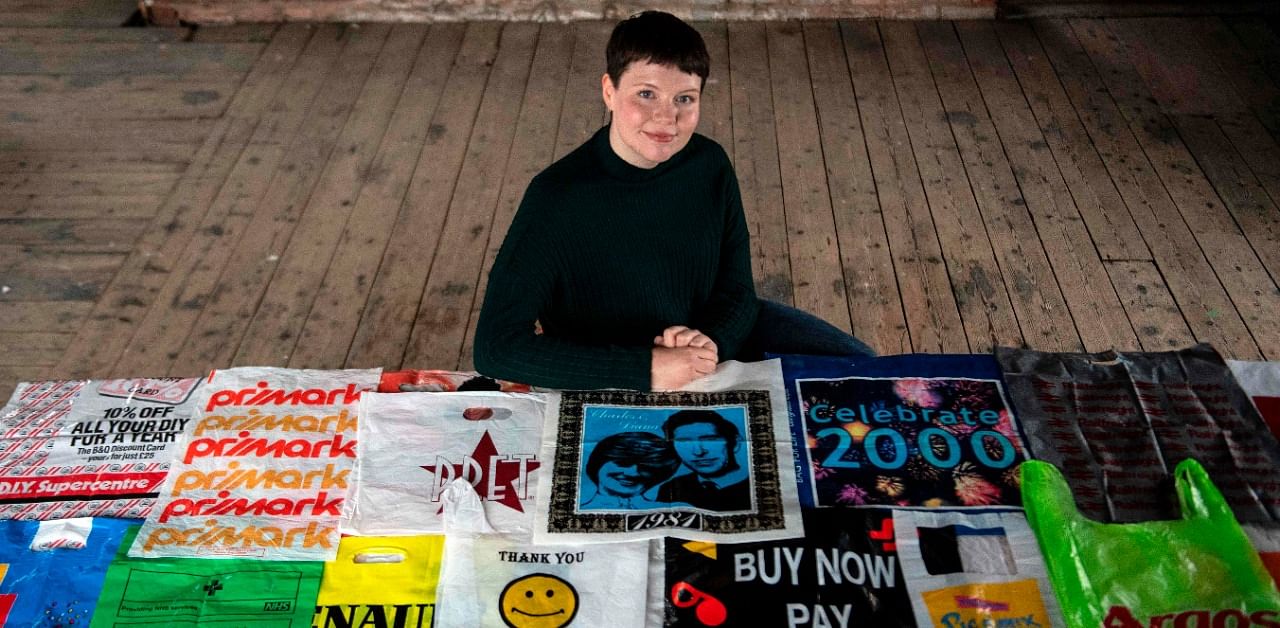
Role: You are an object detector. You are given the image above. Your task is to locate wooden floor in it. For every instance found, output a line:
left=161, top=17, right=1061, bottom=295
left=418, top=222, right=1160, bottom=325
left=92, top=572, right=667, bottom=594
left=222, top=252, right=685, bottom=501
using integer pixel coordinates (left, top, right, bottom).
left=4, top=1, right=1280, bottom=399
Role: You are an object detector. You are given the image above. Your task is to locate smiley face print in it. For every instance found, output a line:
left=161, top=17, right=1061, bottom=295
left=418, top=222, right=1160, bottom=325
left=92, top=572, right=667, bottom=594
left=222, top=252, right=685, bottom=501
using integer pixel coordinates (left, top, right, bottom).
left=499, top=573, right=579, bottom=628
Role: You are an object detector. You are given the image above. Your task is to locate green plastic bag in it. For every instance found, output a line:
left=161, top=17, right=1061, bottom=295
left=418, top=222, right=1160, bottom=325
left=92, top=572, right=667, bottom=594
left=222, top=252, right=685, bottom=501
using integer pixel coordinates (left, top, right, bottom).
left=91, top=526, right=322, bottom=627
left=1022, top=459, right=1280, bottom=628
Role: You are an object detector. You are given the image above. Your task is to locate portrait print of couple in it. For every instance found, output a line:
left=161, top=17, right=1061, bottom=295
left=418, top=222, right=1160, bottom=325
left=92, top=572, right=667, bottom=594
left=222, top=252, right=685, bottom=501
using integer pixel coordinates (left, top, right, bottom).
left=576, top=405, right=754, bottom=514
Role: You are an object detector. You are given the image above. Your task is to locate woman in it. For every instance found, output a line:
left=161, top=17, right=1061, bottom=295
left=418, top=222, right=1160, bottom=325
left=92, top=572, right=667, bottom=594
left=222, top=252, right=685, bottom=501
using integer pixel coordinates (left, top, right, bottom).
left=581, top=431, right=685, bottom=510
left=474, top=11, right=874, bottom=392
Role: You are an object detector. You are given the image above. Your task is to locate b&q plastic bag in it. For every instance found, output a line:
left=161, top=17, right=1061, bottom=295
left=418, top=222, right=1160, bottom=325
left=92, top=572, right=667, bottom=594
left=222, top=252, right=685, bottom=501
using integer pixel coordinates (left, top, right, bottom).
left=1022, top=459, right=1280, bottom=628
left=313, top=534, right=444, bottom=628
left=895, top=509, right=1063, bottom=628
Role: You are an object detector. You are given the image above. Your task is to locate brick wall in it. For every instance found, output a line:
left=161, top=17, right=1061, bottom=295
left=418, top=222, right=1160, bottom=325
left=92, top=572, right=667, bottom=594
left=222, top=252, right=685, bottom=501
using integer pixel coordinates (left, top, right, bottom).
left=145, top=0, right=996, bottom=24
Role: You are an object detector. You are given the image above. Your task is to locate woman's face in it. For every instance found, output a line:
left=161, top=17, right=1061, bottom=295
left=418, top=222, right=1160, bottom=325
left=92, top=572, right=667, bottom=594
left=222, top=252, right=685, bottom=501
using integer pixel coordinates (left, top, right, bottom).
left=601, top=61, right=701, bottom=169
left=596, top=460, right=651, bottom=497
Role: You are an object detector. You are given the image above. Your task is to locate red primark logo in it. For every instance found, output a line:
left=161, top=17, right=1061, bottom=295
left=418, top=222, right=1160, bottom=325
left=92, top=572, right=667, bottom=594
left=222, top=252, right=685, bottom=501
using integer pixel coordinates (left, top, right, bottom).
left=206, top=382, right=365, bottom=411
left=1104, top=606, right=1280, bottom=628
left=955, top=597, right=1010, bottom=612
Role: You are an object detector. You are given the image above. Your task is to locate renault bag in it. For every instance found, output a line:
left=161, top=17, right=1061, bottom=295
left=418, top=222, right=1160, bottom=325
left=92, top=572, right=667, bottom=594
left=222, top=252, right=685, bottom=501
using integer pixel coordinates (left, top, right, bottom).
left=1022, top=459, right=1280, bottom=628
left=312, top=534, right=445, bottom=628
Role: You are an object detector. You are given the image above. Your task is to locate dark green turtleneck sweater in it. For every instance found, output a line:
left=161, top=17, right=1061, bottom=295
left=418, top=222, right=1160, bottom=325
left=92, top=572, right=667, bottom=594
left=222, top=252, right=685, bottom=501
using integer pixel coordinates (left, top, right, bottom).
left=473, top=126, right=759, bottom=390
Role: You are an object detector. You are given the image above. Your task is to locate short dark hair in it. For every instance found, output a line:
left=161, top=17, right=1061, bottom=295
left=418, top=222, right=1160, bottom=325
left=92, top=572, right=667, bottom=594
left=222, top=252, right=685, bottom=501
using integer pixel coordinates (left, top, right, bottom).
left=661, top=409, right=739, bottom=444
left=586, top=431, right=680, bottom=487
left=606, top=11, right=710, bottom=89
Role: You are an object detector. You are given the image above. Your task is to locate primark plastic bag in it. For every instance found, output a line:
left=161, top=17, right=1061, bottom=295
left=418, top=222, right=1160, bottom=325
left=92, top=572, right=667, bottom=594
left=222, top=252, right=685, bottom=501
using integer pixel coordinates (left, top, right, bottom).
left=1022, top=459, right=1280, bottom=627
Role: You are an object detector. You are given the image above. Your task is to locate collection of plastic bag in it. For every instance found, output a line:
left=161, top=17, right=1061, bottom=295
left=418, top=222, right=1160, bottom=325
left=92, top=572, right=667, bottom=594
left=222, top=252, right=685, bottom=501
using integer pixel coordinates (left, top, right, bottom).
left=0, top=345, right=1277, bottom=627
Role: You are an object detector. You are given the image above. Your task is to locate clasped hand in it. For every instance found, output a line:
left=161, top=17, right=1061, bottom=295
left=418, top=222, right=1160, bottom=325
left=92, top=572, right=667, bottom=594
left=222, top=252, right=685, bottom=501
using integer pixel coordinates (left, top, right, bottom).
left=650, top=326, right=718, bottom=391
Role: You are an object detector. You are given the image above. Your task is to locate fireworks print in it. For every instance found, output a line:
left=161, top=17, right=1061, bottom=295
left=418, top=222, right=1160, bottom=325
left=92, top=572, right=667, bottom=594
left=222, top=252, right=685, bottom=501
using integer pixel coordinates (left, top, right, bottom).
left=797, top=376, right=1027, bottom=508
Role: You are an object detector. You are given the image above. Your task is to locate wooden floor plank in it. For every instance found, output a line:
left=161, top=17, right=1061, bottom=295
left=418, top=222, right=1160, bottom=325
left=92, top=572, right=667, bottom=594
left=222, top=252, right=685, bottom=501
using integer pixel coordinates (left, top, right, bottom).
left=3, top=119, right=211, bottom=154
left=728, top=22, right=793, bottom=306
left=1225, top=17, right=1280, bottom=104
left=1105, top=260, right=1197, bottom=351
left=0, top=173, right=177, bottom=197
left=693, top=22, right=733, bottom=158
left=0, top=195, right=164, bottom=220
left=0, top=27, right=188, bottom=44
left=402, top=24, right=539, bottom=370
left=457, top=24, right=575, bottom=371
left=233, top=24, right=429, bottom=367
left=0, top=247, right=124, bottom=302
left=919, top=21, right=1081, bottom=352
left=1173, top=116, right=1280, bottom=285
left=157, top=25, right=393, bottom=376
left=0, top=75, right=238, bottom=120
left=191, top=24, right=279, bottom=43
left=0, top=332, right=71, bottom=366
left=0, top=301, right=93, bottom=333
left=553, top=22, right=610, bottom=161
left=881, top=20, right=1024, bottom=353
left=0, top=0, right=137, bottom=28
left=840, top=20, right=967, bottom=354
left=48, top=24, right=316, bottom=379
left=98, top=24, right=347, bottom=378
left=1031, top=18, right=1261, bottom=359
left=0, top=41, right=261, bottom=75
left=767, top=22, right=853, bottom=333
left=288, top=24, right=466, bottom=369
left=1072, top=18, right=1280, bottom=357
left=803, top=21, right=907, bottom=354
left=993, top=21, right=1150, bottom=264
left=7, top=12, right=1277, bottom=383
left=0, top=154, right=186, bottom=175
left=956, top=20, right=1138, bottom=353
left=0, top=219, right=146, bottom=253
left=344, top=23, right=502, bottom=370
left=1194, top=19, right=1280, bottom=212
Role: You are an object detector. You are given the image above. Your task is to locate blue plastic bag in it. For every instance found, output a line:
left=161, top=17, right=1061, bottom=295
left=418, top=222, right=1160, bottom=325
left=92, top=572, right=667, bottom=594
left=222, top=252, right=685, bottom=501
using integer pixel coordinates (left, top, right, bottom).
left=0, top=517, right=137, bottom=627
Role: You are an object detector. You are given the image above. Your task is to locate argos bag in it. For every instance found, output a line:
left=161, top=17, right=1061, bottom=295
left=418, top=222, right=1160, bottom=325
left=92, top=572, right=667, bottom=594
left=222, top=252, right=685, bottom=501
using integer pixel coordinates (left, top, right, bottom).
left=1022, top=459, right=1280, bottom=628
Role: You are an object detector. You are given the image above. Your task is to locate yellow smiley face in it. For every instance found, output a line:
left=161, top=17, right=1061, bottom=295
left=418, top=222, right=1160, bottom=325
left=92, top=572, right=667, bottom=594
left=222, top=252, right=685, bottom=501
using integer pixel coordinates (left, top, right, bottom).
left=499, top=573, right=579, bottom=628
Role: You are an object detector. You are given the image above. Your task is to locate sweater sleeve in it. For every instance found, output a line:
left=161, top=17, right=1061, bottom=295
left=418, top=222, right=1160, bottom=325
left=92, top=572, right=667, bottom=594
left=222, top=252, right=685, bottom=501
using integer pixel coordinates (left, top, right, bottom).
left=689, top=161, right=759, bottom=360
left=473, top=183, right=654, bottom=391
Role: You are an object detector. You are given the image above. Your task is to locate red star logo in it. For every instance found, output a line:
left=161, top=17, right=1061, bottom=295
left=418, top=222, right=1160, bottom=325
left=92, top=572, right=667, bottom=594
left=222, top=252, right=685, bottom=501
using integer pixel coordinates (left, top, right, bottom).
left=421, top=431, right=540, bottom=513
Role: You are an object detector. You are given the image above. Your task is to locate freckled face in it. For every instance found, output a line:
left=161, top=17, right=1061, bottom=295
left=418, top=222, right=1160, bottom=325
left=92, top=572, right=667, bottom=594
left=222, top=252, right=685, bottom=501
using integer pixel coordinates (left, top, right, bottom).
left=499, top=573, right=579, bottom=628
left=601, top=61, right=702, bottom=169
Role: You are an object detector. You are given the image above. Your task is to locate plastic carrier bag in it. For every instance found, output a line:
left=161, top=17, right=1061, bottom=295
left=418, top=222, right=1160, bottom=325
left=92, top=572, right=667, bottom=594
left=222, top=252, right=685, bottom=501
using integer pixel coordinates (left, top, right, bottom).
left=895, top=510, right=1064, bottom=628
left=313, top=534, right=444, bottom=628
left=0, top=517, right=136, bottom=627
left=1021, top=459, right=1280, bottom=628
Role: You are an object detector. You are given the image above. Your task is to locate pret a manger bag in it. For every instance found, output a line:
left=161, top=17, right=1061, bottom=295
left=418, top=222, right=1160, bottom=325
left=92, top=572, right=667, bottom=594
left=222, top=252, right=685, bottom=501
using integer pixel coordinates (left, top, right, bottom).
left=1021, top=459, right=1280, bottom=628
